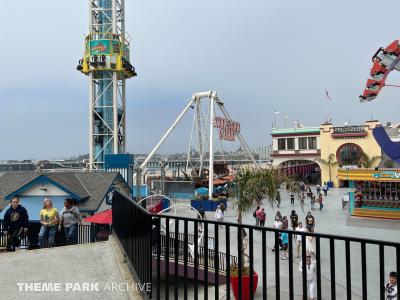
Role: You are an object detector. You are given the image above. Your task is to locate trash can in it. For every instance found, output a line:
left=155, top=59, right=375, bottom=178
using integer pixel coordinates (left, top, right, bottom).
left=327, top=181, right=334, bottom=188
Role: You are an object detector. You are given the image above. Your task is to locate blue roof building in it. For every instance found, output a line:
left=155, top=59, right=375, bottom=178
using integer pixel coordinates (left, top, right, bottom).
left=0, top=172, right=131, bottom=221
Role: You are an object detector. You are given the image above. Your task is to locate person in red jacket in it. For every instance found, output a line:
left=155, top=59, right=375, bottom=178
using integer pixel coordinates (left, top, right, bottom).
left=257, top=208, right=266, bottom=227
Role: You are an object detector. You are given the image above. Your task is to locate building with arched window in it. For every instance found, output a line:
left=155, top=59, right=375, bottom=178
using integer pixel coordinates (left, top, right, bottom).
left=319, top=120, right=382, bottom=187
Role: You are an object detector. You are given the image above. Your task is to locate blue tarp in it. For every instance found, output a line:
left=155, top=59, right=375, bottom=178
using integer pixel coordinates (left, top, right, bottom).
left=195, top=187, right=209, bottom=196
left=0, top=196, right=67, bottom=221
left=191, top=198, right=228, bottom=212
left=373, top=127, right=400, bottom=163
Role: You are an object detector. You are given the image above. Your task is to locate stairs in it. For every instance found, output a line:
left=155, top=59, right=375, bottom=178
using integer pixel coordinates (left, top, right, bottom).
left=352, top=208, right=400, bottom=220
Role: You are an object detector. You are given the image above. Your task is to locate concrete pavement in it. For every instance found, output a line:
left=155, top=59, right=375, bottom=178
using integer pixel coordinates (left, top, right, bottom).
left=0, top=239, right=142, bottom=300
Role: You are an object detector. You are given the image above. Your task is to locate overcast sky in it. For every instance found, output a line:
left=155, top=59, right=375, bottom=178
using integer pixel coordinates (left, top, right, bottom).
left=1, top=0, right=400, bottom=160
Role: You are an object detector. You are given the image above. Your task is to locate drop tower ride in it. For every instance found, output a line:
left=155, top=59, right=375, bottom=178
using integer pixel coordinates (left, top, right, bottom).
left=77, top=0, right=136, bottom=170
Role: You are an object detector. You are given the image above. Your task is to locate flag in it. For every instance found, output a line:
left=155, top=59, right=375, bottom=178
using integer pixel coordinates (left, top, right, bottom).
left=325, top=90, right=332, bottom=101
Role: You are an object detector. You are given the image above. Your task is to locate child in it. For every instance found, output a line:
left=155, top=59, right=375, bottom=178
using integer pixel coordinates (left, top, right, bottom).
left=385, top=271, right=397, bottom=299
left=280, top=232, right=289, bottom=260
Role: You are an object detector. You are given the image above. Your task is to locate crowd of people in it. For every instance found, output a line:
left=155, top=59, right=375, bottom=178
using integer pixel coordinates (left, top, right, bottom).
left=2, top=196, right=83, bottom=251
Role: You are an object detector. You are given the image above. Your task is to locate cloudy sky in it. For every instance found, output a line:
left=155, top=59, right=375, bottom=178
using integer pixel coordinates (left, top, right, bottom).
left=1, top=0, right=400, bottom=160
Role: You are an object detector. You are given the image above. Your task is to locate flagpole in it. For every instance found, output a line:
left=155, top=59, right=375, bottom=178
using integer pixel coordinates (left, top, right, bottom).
left=324, top=90, right=331, bottom=123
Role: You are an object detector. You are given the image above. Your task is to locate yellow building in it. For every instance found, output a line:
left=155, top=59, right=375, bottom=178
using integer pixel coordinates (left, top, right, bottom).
left=319, top=120, right=382, bottom=187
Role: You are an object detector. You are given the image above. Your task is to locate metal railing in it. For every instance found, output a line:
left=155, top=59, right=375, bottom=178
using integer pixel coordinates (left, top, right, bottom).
left=333, top=125, right=366, bottom=134
left=156, top=233, right=238, bottom=272
left=112, top=191, right=400, bottom=300
left=0, top=221, right=109, bottom=250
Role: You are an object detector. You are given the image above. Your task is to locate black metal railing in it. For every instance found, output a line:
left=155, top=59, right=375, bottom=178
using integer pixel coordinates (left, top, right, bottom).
left=112, top=191, right=153, bottom=298
left=112, top=191, right=400, bottom=300
left=0, top=221, right=109, bottom=250
left=155, top=233, right=238, bottom=272
left=333, top=125, right=366, bottom=134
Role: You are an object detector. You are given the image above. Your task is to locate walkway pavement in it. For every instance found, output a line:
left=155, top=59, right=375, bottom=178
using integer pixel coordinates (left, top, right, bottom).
left=0, top=238, right=142, bottom=300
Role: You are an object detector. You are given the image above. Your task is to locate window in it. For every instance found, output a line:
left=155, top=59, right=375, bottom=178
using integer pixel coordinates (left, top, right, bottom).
left=278, top=138, right=286, bottom=150
left=287, top=138, right=295, bottom=150
left=308, top=137, right=317, bottom=149
left=299, top=137, right=308, bottom=150
left=337, top=143, right=363, bottom=166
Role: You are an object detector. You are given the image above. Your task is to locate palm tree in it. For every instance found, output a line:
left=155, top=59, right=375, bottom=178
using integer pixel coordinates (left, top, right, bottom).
left=233, top=166, right=293, bottom=273
left=360, top=153, right=381, bottom=168
left=315, top=153, right=338, bottom=183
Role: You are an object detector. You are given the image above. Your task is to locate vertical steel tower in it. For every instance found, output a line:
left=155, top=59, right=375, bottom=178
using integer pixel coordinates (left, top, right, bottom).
left=77, top=0, right=136, bottom=170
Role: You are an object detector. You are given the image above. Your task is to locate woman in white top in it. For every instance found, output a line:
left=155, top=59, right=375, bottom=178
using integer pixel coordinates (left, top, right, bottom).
left=295, top=222, right=306, bottom=258
left=215, top=205, right=224, bottom=222
left=299, top=252, right=317, bottom=299
left=306, top=227, right=316, bottom=258
left=271, top=217, right=283, bottom=252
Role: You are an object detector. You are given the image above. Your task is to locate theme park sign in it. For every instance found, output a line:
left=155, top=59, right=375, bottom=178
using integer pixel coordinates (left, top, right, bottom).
left=372, top=171, right=400, bottom=179
left=214, top=117, right=240, bottom=141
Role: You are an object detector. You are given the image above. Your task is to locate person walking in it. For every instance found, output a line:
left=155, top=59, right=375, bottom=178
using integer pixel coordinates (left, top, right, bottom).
left=3, top=197, right=29, bottom=251
left=318, top=194, right=324, bottom=211
left=198, top=205, right=206, bottom=232
left=272, top=215, right=283, bottom=252
left=220, top=203, right=226, bottom=214
left=306, top=227, right=316, bottom=258
left=38, top=198, right=59, bottom=248
left=280, top=232, right=289, bottom=260
left=316, top=184, right=321, bottom=195
left=282, top=216, right=289, bottom=230
left=290, top=210, right=299, bottom=230
left=322, top=182, right=328, bottom=196
left=384, top=271, right=397, bottom=299
left=310, top=194, right=316, bottom=210
left=305, top=211, right=315, bottom=232
left=258, top=208, right=266, bottom=227
left=307, top=186, right=312, bottom=198
left=59, top=198, right=82, bottom=245
left=275, top=190, right=281, bottom=208
left=295, top=222, right=306, bottom=258
left=214, top=205, right=224, bottom=226
left=299, top=252, right=317, bottom=299
left=253, top=205, right=260, bottom=226
left=300, top=192, right=305, bottom=206
left=290, top=192, right=295, bottom=206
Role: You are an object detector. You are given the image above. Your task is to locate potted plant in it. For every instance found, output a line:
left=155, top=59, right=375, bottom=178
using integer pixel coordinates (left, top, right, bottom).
left=230, top=167, right=290, bottom=300
left=230, top=263, right=258, bottom=300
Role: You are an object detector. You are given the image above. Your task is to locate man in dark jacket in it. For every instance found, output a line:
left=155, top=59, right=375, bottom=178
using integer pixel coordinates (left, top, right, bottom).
left=3, top=197, right=29, bottom=251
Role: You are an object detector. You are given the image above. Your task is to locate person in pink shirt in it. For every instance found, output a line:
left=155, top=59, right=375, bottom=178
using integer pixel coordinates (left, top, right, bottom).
left=257, top=208, right=266, bottom=227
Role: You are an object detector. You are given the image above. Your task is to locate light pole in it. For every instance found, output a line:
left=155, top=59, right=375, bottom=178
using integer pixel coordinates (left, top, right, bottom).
left=273, top=110, right=280, bottom=128
left=177, top=163, right=181, bottom=179
left=160, top=160, right=166, bottom=196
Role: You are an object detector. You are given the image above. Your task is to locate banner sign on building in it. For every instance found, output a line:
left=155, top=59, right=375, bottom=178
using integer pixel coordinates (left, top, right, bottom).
left=372, top=171, right=400, bottom=179
left=90, top=40, right=111, bottom=55
left=214, top=117, right=240, bottom=141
